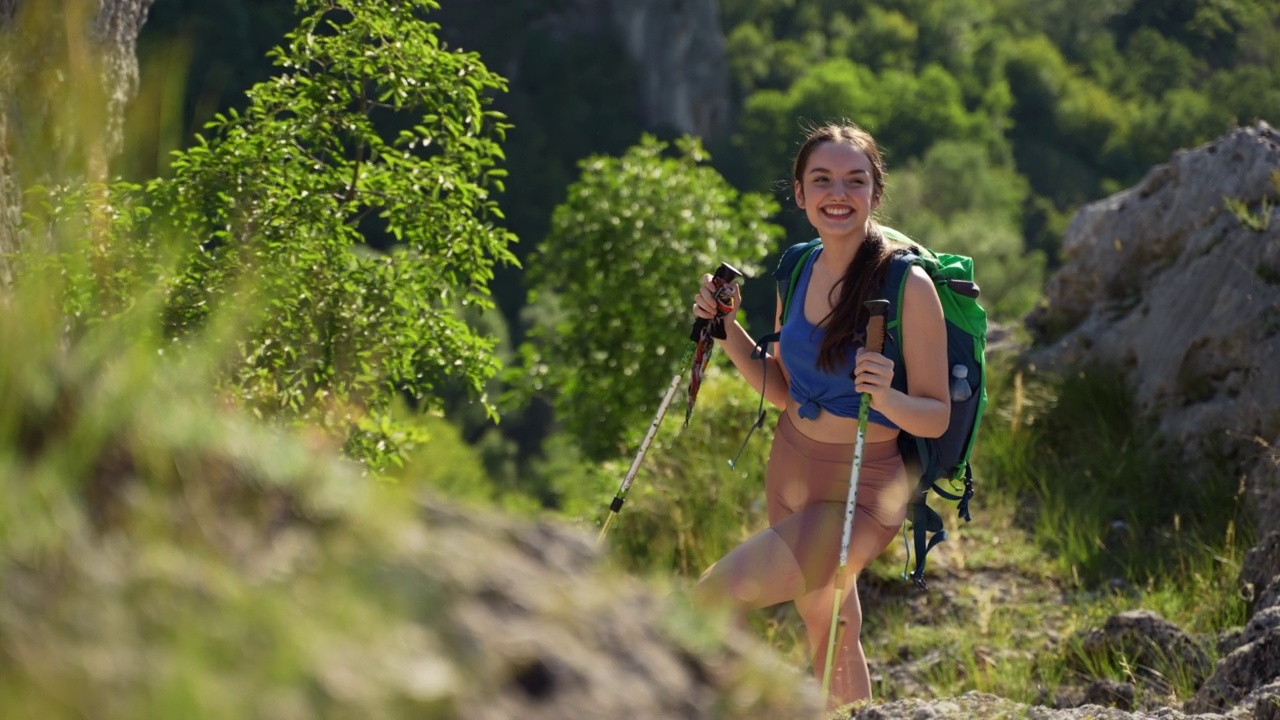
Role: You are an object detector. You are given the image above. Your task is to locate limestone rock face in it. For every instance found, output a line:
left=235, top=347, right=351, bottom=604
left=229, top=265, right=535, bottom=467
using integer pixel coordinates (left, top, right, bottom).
left=90, top=0, right=159, bottom=156
left=0, top=0, right=157, bottom=284
left=1013, top=123, right=1280, bottom=720
left=1026, top=121, right=1280, bottom=529
left=543, top=0, right=730, bottom=139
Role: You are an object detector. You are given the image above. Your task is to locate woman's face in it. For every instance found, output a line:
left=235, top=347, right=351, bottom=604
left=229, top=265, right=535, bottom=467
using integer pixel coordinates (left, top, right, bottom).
left=794, top=141, right=880, bottom=241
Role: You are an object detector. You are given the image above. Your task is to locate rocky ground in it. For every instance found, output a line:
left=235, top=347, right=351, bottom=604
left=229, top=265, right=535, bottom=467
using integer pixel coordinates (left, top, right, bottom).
left=847, top=529, right=1280, bottom=719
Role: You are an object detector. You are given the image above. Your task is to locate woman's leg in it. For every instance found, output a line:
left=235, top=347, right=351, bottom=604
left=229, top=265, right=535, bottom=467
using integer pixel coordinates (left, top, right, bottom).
left=694, top=413, right=909, bottom=707
left=760, top=419, right=911, bottom=707
left=693, top=413, right=815, bottom=617
left=693, top=526, right=806, bottom=618
left=781, top=499, right=901, bottom=706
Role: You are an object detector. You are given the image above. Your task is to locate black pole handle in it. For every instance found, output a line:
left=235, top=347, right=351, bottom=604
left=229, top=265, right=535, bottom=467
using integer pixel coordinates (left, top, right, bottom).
left=690, top=262, right=744, bottom=342
left=863, top=299, right=890, bottom=355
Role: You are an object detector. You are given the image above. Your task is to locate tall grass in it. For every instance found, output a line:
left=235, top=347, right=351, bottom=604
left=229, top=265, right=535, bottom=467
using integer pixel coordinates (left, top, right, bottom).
left=982, top=356, right=1252, bottom=605
left=580, top=365, right=777, bottom=579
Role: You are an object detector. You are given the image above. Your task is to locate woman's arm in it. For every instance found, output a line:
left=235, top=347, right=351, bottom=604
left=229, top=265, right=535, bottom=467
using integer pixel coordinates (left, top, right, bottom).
left=693, top=279, right=790, bottom=409
left=712, top=289, right=790, bottom=409
left=854, top=265, right=950, bottom=438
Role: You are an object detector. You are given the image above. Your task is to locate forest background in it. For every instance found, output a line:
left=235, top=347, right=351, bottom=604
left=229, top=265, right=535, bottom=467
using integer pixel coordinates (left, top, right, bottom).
left=134, top=0, right=1280, bottom=484
left=3, top=0, right=1279, bottom=710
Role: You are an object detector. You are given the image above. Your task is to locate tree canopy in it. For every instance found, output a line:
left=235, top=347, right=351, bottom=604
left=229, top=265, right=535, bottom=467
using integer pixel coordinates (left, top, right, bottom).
left=519, top=136, right=781, bottom=459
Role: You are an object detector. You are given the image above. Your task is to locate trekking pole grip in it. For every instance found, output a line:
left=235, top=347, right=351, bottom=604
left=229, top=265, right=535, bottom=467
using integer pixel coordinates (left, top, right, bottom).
left=690, top=262, right=744, bottom=341
left=863, top=299, right=889, bottom=354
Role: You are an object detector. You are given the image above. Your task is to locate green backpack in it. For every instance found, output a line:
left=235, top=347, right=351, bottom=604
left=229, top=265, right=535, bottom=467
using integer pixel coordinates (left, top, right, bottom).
left=766, top=226, right=989, bottom=590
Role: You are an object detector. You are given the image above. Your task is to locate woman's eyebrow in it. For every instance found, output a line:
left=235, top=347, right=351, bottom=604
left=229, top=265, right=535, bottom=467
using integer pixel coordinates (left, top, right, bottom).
left=807, top=167, right=870, bottom=176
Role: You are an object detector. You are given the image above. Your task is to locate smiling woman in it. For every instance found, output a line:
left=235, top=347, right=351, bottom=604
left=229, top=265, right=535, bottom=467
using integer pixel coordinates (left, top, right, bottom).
left=689, top=122, right=950, bottom=709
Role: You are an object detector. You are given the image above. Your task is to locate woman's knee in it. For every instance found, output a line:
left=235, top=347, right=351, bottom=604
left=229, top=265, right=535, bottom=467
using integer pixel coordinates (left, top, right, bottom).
left=693, top=560, right=729, bottom=609
left=693, top=530, right=808, bottom=611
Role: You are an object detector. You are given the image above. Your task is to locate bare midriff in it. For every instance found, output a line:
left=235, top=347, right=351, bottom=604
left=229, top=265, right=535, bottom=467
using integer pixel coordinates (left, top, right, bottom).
left=783, top=403, right=900, bottom=445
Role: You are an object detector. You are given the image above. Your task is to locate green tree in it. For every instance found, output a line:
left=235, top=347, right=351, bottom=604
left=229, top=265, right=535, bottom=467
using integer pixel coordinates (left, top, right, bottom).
left=840, top=7, right=918, bottom=71
left=519, top=136, right=782, bottom=460
left=882, top=140, right=1045, bottom=320
left=733, top=58, right=998, bottom=195
left=1207, top=65, right=1280, bottom=126
left=1120, top=27, right=1198, bottom=98
left=1110, top=0, right=1266, bottom=68
left=148, top=0, right=517, bottom=467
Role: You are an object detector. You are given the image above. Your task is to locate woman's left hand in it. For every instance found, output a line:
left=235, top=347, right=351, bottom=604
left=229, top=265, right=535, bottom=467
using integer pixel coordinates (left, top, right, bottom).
left=853, top=347, right=895, bottom=407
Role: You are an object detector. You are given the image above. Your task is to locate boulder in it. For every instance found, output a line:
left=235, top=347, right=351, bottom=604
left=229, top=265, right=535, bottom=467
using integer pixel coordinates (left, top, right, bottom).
left=1026, top=122, right=1280, bottom=505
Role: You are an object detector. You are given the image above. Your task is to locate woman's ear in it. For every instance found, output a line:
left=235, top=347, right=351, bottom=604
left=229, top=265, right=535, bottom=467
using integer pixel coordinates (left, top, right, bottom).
left=794, top=181, right=805, bottom=209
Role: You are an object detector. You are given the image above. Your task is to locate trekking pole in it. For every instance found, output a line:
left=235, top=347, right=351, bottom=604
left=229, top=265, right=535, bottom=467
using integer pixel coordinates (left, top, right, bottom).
left=597, top=263, right=743, bottom=546
left=820, top=298, right=890, bottom=702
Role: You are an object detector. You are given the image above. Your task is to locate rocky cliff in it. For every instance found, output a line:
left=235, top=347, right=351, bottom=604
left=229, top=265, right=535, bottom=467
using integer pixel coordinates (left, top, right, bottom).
left=847, top=122, right=1280, bottom=720
left=537, top=0, right=729, bottom=139
left=1027, top=121, right=1280, bottom=533
left=934, top=120, right=1280, bottom=720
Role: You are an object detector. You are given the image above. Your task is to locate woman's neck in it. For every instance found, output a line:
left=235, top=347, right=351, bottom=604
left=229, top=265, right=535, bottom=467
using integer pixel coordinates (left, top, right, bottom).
left=815, top=225, right=870, bottom=272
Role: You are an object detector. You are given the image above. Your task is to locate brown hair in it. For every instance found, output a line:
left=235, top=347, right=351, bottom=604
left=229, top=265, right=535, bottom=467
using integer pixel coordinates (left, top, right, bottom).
left=791, top=123, right=901, bottom=371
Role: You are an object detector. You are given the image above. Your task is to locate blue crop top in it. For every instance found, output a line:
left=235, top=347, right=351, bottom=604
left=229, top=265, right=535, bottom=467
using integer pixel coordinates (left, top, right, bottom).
left=778, top=248, right=899, bottom=429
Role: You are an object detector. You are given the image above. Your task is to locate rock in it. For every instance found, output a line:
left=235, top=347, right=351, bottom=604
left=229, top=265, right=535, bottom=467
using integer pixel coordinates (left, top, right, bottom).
left=1085, top=679, right=1137, bottom=710
left=851, top=689, right=1229, bottom=719
left=1187, top=626, right=1280, bottom=714
left=1025, top=121, right=1280, bottom=480
left=527, top=0, right=729, bottom=139
left=1071, top=610, right=1213, bottom=692
left=1241, top=532, right=1280, bottom=615
left=1241, top=678, right=1280, bottom=720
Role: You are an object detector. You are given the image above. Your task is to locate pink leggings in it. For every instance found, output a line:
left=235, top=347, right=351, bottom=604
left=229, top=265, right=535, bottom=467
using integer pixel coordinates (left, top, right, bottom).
left=695, top=412, right=911, bottom=705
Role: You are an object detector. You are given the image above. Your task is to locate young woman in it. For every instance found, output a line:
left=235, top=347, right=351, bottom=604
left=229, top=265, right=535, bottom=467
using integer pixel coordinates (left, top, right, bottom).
left=690, top=123, right=950, bottom=707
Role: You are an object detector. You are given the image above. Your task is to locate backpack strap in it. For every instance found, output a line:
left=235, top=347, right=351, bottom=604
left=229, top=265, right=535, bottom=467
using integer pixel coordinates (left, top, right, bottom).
left=881, top=250, right=919, bottom=396
left=752, top=239, right=821, bottom=360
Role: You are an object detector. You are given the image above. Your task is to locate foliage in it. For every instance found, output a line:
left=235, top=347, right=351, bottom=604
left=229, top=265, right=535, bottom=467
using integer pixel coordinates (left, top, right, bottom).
left=519, top=135, right=782, bottom=460
left=718, top=0, right=1280, bottom=273
left=584, top=369, right=776, bottom=577
left=140, top=0, right=517, bottom=469
left=733, top=58, right=997, bottom=195
left=1224, top=194, right=1274, bottom=233
left=882, top=140, right=1045, bottom=319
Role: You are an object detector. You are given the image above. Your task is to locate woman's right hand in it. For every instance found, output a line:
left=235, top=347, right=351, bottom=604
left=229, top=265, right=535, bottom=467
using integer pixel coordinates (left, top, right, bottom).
left=692, top=273, right=742, bottom=324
